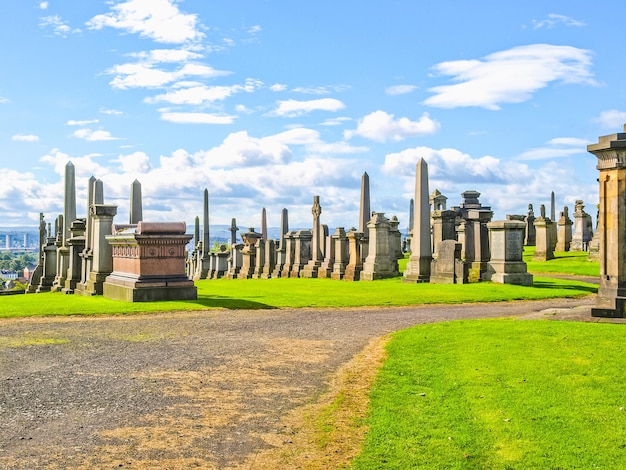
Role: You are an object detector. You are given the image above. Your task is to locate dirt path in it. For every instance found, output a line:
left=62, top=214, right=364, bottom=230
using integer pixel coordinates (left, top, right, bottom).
left=0, top=297, right=596, bottom=469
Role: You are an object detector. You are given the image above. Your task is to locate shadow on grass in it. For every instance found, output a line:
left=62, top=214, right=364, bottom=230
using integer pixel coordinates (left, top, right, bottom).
left=192, top=295, right=278, bottom=310
left=531, top=279, right=598, bottom=294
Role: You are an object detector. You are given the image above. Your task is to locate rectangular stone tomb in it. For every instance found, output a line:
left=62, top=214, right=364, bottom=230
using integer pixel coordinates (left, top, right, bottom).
left=103, top=222, right=197, bottom=302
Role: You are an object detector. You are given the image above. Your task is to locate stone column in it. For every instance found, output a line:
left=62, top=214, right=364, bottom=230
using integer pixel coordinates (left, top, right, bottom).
left=302, top=196, right=323, bottom=278
left=359, top=172, right=371, bottom=245
left=556, top=207, right=573, bottom=252
left=330, top=228, right=349, bottom=280
left=343, top=229, right=363, bottom=281
left=280, top=231, right=296, bottom=278
left=465, top=208, right=493, bottom=277
left=197, top=188, right=210, bottom=279
left=260, top=239, right=276, bottom=279
left=588, top=126, right=626, bottom=317
left=317, top=231, right=336, bottom=279
left=35, top=236, right=57, bottom=293
left=239, top=228, right=262, bottom=279
left=260, top=207, right=268, bottom=241
left=403, top=158, right=432, bottom=283
left=524, top=204, right=536, bottom=246
left=82, top=204, right=117, bottom=295
left=482, top=220, right=532, bottom=285
left=62, top=218, right=86, bottom=293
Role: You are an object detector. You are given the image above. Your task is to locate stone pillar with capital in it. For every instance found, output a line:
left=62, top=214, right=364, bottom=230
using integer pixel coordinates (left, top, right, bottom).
left=588, top=126, right=626, bottom=317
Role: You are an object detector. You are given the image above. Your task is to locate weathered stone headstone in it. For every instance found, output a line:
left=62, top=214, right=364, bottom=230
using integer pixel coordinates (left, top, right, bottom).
left=272, top=209, right=289, bottom=277
left=360, top=212, right=399, bottom=280
left=403, top=158, right=432, bottom=283
left=524, top=204, right=536, bottom=246
left=289, top=230, right=312, bottom=278
left=430, top=240, right=465, bottom=284
left=570, top=200, right=593, bottom=251
left=483, top=220, right=532, bottom=285
left=239, top=228, right=262, bottom=279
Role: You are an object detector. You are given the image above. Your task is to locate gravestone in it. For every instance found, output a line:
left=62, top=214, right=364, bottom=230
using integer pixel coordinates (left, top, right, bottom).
left=483, top=220, right=532, bottom=285
left=524, top=204, right=536, bottom=246
left=430, top=240, right=465, bottom=284
left=359, top=172, right=371, bottom=260
left=272, top=209, right=289, bottom=277
left=239, top=228, right=262, bottom=279
left=302, top=196, right=324, bottom=278
left=570, top=200, right=593, bottom=251
left=289, top=230, right=312, bottom=278
left=360, top=212, right=399, bottom=280
left=260, top=239, right=276, bottom=279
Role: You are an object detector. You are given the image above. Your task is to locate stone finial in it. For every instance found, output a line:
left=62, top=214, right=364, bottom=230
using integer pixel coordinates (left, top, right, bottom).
left=130, top=179, right=143, bottom=224
left=540, top=204, right=546, bottom=219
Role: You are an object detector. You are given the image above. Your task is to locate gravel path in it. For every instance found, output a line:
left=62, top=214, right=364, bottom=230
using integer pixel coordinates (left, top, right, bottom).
left=0, top=297, right=597, bottom=469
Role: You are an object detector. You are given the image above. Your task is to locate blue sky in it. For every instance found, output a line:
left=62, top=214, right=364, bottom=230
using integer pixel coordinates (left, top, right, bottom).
left=1, top=0, right=624, bottom=230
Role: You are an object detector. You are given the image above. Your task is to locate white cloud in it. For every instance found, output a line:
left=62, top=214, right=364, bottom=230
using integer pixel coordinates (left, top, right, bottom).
left=159, top=112, right=236, bottom=124
left=67, top=119, right=99, bottom=126
left=146, top=79, right=261, bottom=105
left=39, top=2, right=49, bottom=9
left=86, top=0, right=203, bottom=44
left=532, top=14, right=586, bottom=30
left=515, top=137, right=589, bottom=161
left=0, top=97, right=9, bottom=104
left=270, top=98, right=345, bottom=117
left=292, top=85, right=348, bottom=95
left=39, top=15, right=81, bottom=37
left=73, top=128, right=119, bottom=141
left=270, top=83, right=288, bottom=92
left=100, top=108, right=123, bottom=116
left=108, top=62, right=230, bottom=90
left=385, top=85, right=418, bottom=96
left=345, top=110, right=440, bottom=143
left=595, top=110, right=626, bottom=129
left=132, top=48, right=203, bottom=63
left=117, top=151, right=152, bottom=174
left=425, top=44, right=597, bottom=110
left=321, top=117, right=351, bottom=126
left=12, top=134, right=39, bottom=142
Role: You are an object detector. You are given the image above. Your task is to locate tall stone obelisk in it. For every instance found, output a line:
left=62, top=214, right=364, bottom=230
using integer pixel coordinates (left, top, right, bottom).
left=197, top=188, right=210, bottom=279
left=52, top=161, right=77, bottom=291
left=130, top=179, right=142, bottom=224
left=261, top=207, right=268, bottom=241
left=403, top=158, right=432, bottom=283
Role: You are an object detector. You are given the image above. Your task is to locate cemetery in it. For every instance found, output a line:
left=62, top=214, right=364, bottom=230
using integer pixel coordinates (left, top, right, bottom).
left=4, top=126, right=626, bottom=468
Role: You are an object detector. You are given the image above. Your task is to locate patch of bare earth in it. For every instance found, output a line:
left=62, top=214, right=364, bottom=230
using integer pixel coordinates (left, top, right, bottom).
left=240, top=335, right=389, bottom=470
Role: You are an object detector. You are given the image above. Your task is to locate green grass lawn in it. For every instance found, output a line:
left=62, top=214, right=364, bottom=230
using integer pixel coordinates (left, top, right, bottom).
left=524, top=246, right=599, bottom=277
left=352, top=319, right=626, bottom=469
left=0, top=275, right=596, bottom=319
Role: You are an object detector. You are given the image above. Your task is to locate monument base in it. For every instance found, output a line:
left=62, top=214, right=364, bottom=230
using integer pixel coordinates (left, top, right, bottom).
left=482, top=261, right=533, bottom=286
left=104, top=274, right=197, bottom=302
left=592, top=293, right=626, bottom=318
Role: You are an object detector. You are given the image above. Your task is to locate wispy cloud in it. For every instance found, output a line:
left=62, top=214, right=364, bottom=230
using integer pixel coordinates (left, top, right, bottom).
left=67, top=119, right=99, bottom=126
left=594, top=110, right=626, bottom=129
left=269, top=98, right=345, bottom=117
left=12, top=134, right=39, bottom=142
left=100, top=108, right=123, bottom=116
left=292, top=85, right=348, bottom=95
left=146, top=79, right=262, bottom=105
left=532, top=14, right=586, bottom=30
left=107, top=61, right=230, bottom=90
left=385, top=84, right=417, bottom=96
left=0, top=97, right=10, bottom=104
left=39, top=15, right=81, bottom=37
left=345, top=110, right=439, bottom=143
left=38, top=2, right=48, bottom=10
left=514, top=137, right=588, bottom=161
left=425, top=44, right=597, bottom=110
left=87, top=0, right=203, bottom=44
left=159, top=112, right=236, bottom=124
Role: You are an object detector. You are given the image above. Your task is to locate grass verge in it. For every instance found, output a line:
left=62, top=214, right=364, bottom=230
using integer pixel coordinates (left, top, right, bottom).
left=524, top=246, right=599, bottom=277
left=0, top=275, right=596, bottom=318
left=352, top=319, right=626, bottom=469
